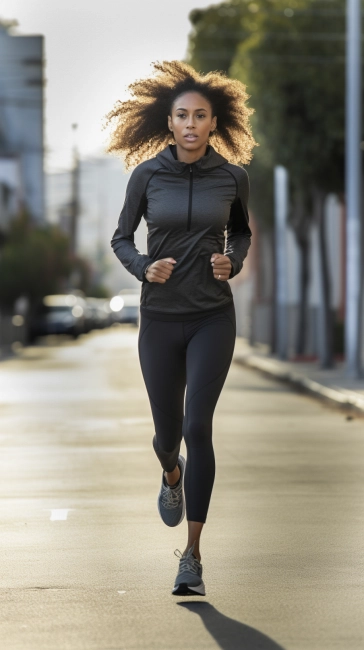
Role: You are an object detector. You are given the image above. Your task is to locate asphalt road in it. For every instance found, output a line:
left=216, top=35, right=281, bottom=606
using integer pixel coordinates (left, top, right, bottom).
left=0, top=326, right=363, bottom=650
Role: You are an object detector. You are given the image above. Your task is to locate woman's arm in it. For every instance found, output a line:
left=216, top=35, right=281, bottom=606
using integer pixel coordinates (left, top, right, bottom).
left=224, top=167, right=252, bottom=278
left=110, top=165, right=154, bottom=281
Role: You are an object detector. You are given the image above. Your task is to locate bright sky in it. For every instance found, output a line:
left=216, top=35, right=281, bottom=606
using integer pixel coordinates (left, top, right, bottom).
left=1, top=0, right=215, bottom=172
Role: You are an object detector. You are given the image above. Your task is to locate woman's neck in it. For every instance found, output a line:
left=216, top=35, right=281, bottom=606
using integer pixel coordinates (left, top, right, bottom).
left=175, top=142, right=208, bottom=164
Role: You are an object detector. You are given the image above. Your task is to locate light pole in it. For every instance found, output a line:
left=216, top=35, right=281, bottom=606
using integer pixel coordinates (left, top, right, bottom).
left=70, top=123, right=80, bottom=257
left=345, top=0, right=362, bottom=378
left=274, top=165, right=289, bottom=360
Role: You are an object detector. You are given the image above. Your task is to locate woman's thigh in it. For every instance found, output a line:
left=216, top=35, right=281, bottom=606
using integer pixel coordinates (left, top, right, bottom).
left=184, top=307, right=236, bottom=430
left=138, top=316, right=187, bottom=432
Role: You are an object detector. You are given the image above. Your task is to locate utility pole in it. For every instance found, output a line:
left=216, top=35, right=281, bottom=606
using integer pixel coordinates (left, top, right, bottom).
left=345, top=0, right=362, bottom=378
left=69, top=123, right=80, bottom=256
left=274, top=165, right=289, bottom=360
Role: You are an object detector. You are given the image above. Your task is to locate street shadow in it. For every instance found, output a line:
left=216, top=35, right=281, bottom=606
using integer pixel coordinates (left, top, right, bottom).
left=177, top=602, right=286, bottom=650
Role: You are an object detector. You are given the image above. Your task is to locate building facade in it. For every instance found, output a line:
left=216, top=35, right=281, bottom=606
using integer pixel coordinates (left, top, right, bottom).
left=0, top=24, right=45, bottom=231
left=46, top=154, right=147, bottom=295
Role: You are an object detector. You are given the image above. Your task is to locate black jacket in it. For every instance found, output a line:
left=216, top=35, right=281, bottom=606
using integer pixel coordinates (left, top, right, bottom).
left=111, top=144, right=251, bottom=317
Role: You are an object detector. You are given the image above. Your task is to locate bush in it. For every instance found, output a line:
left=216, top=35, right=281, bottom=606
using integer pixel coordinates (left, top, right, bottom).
left=0, top=210, right=91, bottom=311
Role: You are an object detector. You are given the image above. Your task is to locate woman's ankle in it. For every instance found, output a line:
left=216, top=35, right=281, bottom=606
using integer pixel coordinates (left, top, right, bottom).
left=184, top=547, right=201, bottom=562
left=164, top=463, right=180, bottom=486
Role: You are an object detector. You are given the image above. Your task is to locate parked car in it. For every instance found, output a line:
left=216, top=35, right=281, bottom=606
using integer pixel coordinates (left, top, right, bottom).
left=29, top=294, right=86, bottom=340
left=110, top=289, right=140, bottom=326
left=84, top=297, right=112, bottom=330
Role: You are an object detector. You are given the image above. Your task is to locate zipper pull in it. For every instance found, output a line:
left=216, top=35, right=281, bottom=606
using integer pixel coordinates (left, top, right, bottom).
left=190, top=165, right=192, bottom=172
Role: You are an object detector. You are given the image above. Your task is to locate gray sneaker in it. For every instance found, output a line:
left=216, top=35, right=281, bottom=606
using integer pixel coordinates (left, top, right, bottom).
left=172, top=541, right=206, bottom=596
left=157, top=454, right=186, bottom=527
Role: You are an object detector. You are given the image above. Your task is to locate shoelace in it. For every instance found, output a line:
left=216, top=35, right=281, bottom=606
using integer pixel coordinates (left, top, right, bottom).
left=174, top=541, right=200, bottom=574
left=161, top=479, right=182, bottom=510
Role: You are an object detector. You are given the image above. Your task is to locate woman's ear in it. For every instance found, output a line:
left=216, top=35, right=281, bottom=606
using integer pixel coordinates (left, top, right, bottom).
left=211, top=116, right=217, bottom=133
left=167, top=115, right=173, bottom=131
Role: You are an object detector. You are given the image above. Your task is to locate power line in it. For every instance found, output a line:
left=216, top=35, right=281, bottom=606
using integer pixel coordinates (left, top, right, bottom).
left=191, top=51, right=352, bottom=64
left=210, top=8, right=349, bottom=16
left=199, top=30, right=352, bottom=41
left=241, top=54, right=347, bottom=63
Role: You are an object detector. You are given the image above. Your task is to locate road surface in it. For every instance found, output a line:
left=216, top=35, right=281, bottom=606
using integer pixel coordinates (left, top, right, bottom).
left=0, top=326, right=363, bottom=650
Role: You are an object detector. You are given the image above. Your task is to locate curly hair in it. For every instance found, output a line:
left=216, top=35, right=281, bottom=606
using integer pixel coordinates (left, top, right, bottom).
left=103, top=60, right=258, bottom=169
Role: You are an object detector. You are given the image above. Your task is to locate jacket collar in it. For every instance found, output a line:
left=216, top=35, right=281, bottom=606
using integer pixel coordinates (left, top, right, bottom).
left=156, top=144, right=227, bottom=172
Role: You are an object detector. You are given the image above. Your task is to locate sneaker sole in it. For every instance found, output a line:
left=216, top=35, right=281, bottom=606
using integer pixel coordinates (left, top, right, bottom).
left=172, top=581, right=206, bottom=596
left=157, top=455, right=186, bottom=527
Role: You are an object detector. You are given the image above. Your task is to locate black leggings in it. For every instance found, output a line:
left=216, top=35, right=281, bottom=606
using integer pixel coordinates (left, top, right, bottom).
left=138, top=303, right=236, bottom=523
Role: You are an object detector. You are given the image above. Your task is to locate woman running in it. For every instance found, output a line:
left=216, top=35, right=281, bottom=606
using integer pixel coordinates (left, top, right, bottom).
left=106, top=60, right=256, bottom=596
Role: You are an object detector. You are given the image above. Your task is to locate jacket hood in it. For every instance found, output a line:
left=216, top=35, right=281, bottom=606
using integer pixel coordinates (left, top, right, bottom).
left=156, top=144, right=227, bottom=172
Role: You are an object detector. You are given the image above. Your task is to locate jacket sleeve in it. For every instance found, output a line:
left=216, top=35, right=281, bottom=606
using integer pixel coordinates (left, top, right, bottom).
left=224, top=167, right=252, bottom=279
left=110, top=165, right=154, bottom=282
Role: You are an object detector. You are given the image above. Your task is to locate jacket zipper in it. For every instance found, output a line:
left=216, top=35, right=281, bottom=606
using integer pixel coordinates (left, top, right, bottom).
left=187, top=165, right=193, bottom=232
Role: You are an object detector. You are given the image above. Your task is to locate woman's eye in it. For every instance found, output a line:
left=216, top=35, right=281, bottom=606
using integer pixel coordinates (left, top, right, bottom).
left=176, top=113, right=206, bottom=118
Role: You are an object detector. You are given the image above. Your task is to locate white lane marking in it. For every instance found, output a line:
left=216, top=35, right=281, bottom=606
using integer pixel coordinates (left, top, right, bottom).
left=117, top=591, right=126, bottom=595
left=49, top=509, right=73, bottom=521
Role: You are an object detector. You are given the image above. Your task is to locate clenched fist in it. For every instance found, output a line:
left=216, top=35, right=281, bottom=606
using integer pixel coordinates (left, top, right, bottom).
left=145, top=257, right=176, bottom=284
left=210, top=254, right=232, bottom=281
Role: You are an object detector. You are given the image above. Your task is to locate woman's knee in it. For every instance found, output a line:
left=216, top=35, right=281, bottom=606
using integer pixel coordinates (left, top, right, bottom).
left=184, top=418, right=212, bottom=448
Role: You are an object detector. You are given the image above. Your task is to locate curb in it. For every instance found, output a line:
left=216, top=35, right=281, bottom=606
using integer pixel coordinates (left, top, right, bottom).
left=234, top=353, right=364, bottom=416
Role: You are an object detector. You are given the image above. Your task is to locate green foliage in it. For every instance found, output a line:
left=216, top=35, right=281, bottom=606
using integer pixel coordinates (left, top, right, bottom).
left=0, top=211, right=91, bottom=309
left=187, top=0, right=363, bottom=227
left=231, top=0, right=351, bottom=195
left=187, top=0, right=279, bottom=227
left=188, top=1, right=250, bottom=74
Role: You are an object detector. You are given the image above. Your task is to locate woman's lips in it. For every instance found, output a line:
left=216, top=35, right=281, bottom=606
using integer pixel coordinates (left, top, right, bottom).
left=184, top=134, right=198, bottom=140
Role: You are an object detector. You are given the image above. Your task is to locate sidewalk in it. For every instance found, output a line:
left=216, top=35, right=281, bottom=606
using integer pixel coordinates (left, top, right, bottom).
left=234, top=337, right=364, bottom=415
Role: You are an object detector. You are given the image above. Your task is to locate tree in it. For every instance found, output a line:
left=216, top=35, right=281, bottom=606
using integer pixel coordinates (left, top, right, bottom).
left=187, top=0, right=362, bottom=364
left=188, top=1, right=275, bottom=230
left=188, top=1, right=251, bottom=75
left=230, top=0, right=352, bottom=365
left=0, top=210, right=92, bottom=313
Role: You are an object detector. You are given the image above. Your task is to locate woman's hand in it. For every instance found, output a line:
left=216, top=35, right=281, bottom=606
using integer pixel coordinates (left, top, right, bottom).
left=210, top=254, right=232, bottom=281
left=145, top=257, right=176, bottom=283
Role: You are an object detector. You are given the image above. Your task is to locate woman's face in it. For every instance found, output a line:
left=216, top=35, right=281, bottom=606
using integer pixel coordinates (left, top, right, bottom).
left=168, top=92, right=217, bottom=153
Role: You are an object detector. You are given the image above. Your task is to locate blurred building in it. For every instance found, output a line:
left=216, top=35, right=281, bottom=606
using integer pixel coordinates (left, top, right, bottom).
left=0, top=24, right=45, bottom=233
left=231, top=194, right=346, bottom=358
left=46, top=154, right=147, bottom=295
left=0, top=157, right=21, bottom=234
